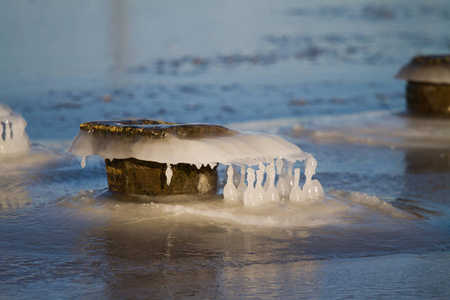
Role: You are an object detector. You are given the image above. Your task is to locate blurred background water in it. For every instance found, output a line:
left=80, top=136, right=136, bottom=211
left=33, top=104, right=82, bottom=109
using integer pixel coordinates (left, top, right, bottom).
left=1, top=0, right=449, bottom=298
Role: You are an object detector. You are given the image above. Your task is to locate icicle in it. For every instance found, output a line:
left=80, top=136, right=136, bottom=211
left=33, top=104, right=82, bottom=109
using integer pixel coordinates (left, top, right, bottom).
left=232, top=165, right=241, bottom=187
left=243, top=168, right=261, bottom=207
left=276, top=159, right=290, bottom=198
left=264, top=160, right=275, bottom=190
left=285, top=161, right=295, bottom=188
left=6, top=121, right=12, bottom=140
left=237, top=165, right=247, bottom=201
left=266, top=165, right=279, bottom=203
left=289, top=168, right=304, bottom=202
left=224, top=166, right=239, bottom=203
left=81, top=156, right=86, bottom=168
left=313, top=180, right=324, bottom=200
left=258, top=162, right=265, bottom=173
left=302, top=158, right=324, bottom=202
left=276, top=176, right=289, bottom=199
left=255, top=168, right=267, bottom=204
left=165, top=164, right=173, bottom=186
left=276, top=158, right=283, bottom=175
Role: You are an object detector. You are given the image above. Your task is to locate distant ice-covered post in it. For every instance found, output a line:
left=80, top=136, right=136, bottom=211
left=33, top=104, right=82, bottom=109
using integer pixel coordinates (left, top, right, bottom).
left=395, top=54, right=450, bottom=116
left=0, top=103, right=31, bottom=157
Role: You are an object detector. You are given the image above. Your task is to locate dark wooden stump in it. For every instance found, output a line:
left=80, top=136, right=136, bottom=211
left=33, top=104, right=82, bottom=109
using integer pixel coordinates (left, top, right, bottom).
left=406, top=81, right=450, bottom=115
left=105, top=158, right=218, bottom=196
left=396, top=54, right=450, bottom=116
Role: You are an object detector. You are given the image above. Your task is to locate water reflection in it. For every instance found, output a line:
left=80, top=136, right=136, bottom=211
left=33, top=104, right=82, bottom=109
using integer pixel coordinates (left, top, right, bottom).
left=397, top=147, right=450, bottom=218
left=0, top=177, right=31, bottom=210
left=404, top=148, right=450, bottom=174
left=79, top=203, right=316, bottom=297
left=0, top=149, right=56, bottom=210
left=108, top=0, right=130, bottom=90
left=98, top=218, right=222, bottom=297
left=67, top=186, right=444, bottom=297
left=221, top=260, right=320, bottom=299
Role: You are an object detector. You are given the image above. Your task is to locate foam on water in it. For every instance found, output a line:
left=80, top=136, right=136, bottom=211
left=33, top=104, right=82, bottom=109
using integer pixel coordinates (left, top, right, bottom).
left=333, top=190, right=410, bottom=219
left=233, top=110, right=450, bottom=149
left=85, top=189, right=413, bottom=229
left=301, top=111, right=450, bottom=149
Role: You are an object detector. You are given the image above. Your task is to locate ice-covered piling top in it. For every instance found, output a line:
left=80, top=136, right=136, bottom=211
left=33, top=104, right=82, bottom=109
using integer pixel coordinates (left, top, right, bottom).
left=67, top=119, right=311, bottom=167
left=395, top=54, right=450, bottom=84
left=78, top=119, right=236, bottom=139
left=0, top=103, right=31, bottom=156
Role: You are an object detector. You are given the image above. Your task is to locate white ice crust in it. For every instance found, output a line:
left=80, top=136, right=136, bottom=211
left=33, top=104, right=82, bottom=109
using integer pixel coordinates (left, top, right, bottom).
left=0, top=103, right=31, bottom=156
left=395, top=62, right=450, bottom=84
left=67, top=129, right=312, bottom=167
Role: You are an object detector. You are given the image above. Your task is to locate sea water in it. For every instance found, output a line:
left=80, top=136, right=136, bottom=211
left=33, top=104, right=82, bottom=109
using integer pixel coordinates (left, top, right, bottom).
left=1, top=0, right=450, bottom=298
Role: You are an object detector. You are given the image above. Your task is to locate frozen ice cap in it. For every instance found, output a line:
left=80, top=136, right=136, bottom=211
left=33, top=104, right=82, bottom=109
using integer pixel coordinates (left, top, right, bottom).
left=67, top=119, right=312, bottom=167
left=395, top=54, right=450, bottom=84
left=0, top=103, right=31, bottom=156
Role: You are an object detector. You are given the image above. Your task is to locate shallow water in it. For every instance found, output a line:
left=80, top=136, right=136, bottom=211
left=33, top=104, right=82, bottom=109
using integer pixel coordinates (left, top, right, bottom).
left=1, top=0, right=450, bottom=298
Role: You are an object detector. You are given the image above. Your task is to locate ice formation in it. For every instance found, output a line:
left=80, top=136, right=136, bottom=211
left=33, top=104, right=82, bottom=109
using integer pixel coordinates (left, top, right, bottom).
left=276, top=158, right=283, bottom=175
left=289, top=168, right=304, bottom=202
left=68, top=122, right=325, bottom=204
left=165, top=164, right=173, bottom=186
left=395, top=55, right=450, bottom=84
left=236, top=165, right=247, bottom=201
left=243, top=168, right=261, bottom=207
left=223, top=166, right=239, bottom=203
left=276, top=175, right=290, bottom=199
left=81, top=156, right=86, bottom=168
left=302, top=158, right=325, bottom=202
left=68, top=129, right=311, bottom=167
left=255, top=168, right=267, bottom=204
left=225, top=158, right=324, bottom=208
left=285, top=161, right=295, bottom=188
left=265, top=165, right=279, bottom=203
left=0, top=103, right=31, bottom=156
left=263, top=160, right=275, bottom=190
left=232, top=165, right=240, bottom=187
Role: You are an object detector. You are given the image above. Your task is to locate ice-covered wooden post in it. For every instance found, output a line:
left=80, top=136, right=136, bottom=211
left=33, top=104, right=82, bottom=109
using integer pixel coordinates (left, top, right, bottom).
left=395, top=54, right=450, bottom=116
left=0, top=103, right=30, bottom=156
left=69, top=119, right=236, bottom=196
left=68, top=118, right=315, bottom=200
